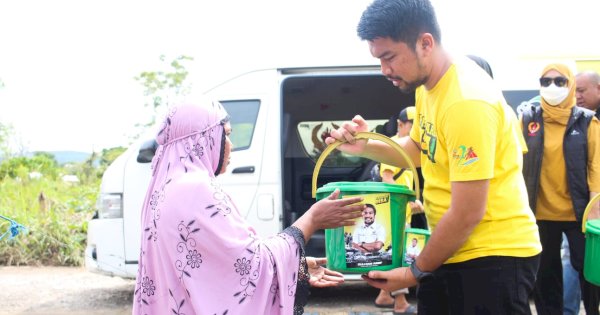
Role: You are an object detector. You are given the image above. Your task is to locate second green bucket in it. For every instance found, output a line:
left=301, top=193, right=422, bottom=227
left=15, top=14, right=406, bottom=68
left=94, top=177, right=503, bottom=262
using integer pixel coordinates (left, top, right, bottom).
left=582, top=194, right=600, bottom=286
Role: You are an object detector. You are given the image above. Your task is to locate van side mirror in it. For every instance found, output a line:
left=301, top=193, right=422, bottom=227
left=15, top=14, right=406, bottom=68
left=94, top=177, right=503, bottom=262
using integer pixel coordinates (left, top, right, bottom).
left=137, top=139, right=158, bottom=163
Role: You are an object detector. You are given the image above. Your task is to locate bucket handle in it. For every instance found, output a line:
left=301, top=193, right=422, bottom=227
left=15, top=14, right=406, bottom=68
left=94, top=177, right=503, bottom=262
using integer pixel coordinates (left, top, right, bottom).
left=582, top=193, right=600, bottom=233
left=311, top=131, right=421, bottom=201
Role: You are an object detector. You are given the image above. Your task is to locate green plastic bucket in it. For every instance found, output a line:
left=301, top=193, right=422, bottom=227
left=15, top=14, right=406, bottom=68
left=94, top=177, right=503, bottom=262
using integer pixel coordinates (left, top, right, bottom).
left=583, top=194, right=600, bottom=286
left=402, top=228, right=431, bottom=267
left=311, top=132, right=420, bottom=273
left=316, top=182, right=415, bottom=273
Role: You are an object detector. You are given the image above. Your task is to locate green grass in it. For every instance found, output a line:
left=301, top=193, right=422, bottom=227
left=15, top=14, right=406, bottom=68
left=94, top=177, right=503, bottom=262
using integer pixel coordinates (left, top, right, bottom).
left=0, top=176, right=99, bottom=266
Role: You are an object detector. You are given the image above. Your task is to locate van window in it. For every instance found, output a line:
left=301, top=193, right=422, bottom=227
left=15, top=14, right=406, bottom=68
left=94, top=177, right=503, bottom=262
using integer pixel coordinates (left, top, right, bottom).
left=297, top=119, right=387, bottom=167
left=220, top=100, right=260, bottom=151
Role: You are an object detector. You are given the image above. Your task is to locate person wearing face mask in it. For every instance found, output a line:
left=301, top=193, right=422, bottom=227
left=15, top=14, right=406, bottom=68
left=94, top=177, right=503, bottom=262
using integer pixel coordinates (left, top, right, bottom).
left=520, top=63, right=600, bottom=315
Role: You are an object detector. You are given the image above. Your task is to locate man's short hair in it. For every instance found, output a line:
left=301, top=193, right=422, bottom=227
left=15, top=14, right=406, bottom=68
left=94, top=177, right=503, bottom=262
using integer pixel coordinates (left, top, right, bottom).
left=365, top=203, right=376, bottom=215
left=576, top=70, right=600, bottom=85
left=357, top=0, right=441, bottom=50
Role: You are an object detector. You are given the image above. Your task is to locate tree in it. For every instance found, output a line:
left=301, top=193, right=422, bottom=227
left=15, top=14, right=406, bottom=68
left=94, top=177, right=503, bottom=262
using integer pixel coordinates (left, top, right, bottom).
left=0, top=153, right=58, bottom=180
left=133, top=55, right=194, bottom=131
left=96, top=146, right=126, bottom=178
left=98, top=146, right=126, bottom=167
left=62, top=146, right=126, bottom=183
left=0, top=122, right=14, bottom=160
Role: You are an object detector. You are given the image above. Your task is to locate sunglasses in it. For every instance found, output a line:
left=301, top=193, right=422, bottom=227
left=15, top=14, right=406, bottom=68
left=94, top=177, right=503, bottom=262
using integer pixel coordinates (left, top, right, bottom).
left=539, top=76, right=568, bottom=88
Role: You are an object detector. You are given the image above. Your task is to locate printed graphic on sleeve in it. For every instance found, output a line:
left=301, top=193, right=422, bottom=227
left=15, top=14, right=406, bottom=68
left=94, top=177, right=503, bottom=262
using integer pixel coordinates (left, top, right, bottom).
left=452, top=145, right=479, bottom=166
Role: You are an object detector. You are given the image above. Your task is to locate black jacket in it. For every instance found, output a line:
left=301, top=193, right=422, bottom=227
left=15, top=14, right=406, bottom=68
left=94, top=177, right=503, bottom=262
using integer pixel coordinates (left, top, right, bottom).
left=521, top=104, right=595, bottom=221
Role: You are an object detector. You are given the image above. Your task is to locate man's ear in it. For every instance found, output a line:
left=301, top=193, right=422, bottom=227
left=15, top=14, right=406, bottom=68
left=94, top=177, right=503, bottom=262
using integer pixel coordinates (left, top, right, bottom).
left=417, top=33, right=434, bottom=56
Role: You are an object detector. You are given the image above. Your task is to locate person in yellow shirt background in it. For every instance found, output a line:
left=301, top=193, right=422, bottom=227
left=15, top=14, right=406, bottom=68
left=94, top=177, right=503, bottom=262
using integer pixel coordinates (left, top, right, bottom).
left=380, top=107, right=416, bottom=187
left=373, top=106, right=422, bottom=314
left=378, top=106, right=426, bottom=228
left=520, top=63, right=600, bottom=315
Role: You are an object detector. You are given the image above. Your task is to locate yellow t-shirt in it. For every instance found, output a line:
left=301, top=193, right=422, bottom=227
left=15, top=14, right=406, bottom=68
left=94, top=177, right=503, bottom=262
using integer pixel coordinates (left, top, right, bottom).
left=409, top=56, right=541, bottom=264
left=380, top=135, right=414, bottom=186
left=535, top=116, right=600, bottom=221
left=380, top=135, right=415, bottom=223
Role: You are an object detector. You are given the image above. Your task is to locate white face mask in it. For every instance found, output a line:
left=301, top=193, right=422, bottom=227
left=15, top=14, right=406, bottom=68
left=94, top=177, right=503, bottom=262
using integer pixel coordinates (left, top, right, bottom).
left=540, top=84, right=569, bottom=106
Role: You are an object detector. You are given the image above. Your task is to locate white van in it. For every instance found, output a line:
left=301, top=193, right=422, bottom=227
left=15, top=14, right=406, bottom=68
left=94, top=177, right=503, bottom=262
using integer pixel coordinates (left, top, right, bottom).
left=85, top=64, right=538, bottom=279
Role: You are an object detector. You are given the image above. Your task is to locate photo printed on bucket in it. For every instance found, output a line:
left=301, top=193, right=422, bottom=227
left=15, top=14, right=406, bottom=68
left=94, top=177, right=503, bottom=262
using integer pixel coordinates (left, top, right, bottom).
left=344, top=192, right=392, bottom=268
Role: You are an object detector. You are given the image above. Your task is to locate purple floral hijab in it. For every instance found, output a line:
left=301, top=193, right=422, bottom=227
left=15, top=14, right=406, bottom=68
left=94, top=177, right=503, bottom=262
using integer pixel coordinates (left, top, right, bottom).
left=133, top=100, right=308, bottom=315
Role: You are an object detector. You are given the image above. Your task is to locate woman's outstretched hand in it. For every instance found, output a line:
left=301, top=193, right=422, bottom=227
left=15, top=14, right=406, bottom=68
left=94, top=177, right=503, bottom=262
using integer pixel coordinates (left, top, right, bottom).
left=310, top=189, right=364, bottom=230
left=307, top=257, right=344, bottom=287
left=292, top=189, right=364, bottom=241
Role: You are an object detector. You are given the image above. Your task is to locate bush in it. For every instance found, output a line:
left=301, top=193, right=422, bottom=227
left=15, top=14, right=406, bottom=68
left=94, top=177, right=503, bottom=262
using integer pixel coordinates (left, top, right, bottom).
left=0, top=176, right=99, bottom=266
left=0, top=153, right=102, bottom=266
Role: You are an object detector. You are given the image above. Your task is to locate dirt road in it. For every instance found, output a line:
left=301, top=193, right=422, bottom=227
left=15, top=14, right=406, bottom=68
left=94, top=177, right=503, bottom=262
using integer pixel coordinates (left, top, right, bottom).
left=0, top=266, right=396, bottom=315
left=0, top=266, right=133, bottom=315
left=0, top=266, right=577, bottom=315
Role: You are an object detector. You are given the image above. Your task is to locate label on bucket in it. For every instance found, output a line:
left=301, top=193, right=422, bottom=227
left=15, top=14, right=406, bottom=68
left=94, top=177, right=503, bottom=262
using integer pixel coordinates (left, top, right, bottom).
left=343, top=192, right=393, bottom=269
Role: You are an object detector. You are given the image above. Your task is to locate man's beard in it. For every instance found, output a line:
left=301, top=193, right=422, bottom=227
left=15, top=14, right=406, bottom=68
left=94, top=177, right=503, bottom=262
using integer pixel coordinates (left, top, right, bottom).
left=386, top=72, right=428, bottom=94
left=389, top=58, right=428, bottom=93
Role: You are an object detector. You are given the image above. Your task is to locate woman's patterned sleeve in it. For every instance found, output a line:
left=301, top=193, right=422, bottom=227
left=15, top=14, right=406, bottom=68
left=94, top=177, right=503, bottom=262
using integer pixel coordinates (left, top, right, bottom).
left=282, top=226, right=309, bottom=315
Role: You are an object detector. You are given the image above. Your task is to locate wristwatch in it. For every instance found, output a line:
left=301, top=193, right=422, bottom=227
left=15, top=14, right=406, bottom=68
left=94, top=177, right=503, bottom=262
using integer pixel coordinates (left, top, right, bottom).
left=410, top=260, right=434, bottom=284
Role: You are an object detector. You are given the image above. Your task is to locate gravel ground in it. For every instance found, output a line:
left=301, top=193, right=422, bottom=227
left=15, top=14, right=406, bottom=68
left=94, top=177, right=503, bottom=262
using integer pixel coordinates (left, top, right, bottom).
left=0, top=266, right=393, bottom=315
left=0, top=266, right=134, bottom=315
left=0, top=266, right=586, bottom=315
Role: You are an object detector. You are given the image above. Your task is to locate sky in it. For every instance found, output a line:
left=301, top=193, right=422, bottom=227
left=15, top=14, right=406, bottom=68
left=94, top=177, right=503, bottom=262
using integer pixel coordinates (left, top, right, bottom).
left=0, top=0, right=598, bottom=153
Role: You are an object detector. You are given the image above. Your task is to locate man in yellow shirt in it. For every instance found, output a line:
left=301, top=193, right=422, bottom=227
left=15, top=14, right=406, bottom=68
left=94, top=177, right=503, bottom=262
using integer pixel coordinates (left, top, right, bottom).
left=326, top=0, right=542, bottom=313
left=521, top=63, right=600, bottom=315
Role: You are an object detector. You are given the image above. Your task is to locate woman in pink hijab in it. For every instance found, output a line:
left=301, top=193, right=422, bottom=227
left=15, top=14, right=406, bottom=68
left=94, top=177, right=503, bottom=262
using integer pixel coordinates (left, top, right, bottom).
left=132, top=99, right=364, bottom=315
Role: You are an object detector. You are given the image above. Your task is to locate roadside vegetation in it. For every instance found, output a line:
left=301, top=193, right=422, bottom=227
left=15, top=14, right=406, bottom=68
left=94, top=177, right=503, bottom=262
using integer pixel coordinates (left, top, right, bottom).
left=0, top=146, right=125, bottom=266
left=0, top=55, right=192, bottom=266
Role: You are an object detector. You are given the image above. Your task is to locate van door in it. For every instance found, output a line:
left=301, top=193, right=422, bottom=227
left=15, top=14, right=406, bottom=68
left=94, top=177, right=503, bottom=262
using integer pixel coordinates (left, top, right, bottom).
left=217, top=98, right=264, bottom=212
left=211, top=97, right=281, bottom=238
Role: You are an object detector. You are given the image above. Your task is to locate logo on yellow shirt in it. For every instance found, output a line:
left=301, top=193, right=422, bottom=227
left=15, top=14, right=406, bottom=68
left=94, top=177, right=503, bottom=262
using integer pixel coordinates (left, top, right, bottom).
left=527, top=122, right=540, bottom=136
left=452, top=145, right=479, bottom=166
left=418, top=116, right=437, bottom=163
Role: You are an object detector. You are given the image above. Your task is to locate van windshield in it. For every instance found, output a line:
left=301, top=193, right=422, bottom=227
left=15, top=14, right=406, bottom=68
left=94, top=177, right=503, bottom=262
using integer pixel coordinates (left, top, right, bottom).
left=296, top=119, right=387, bottom=167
